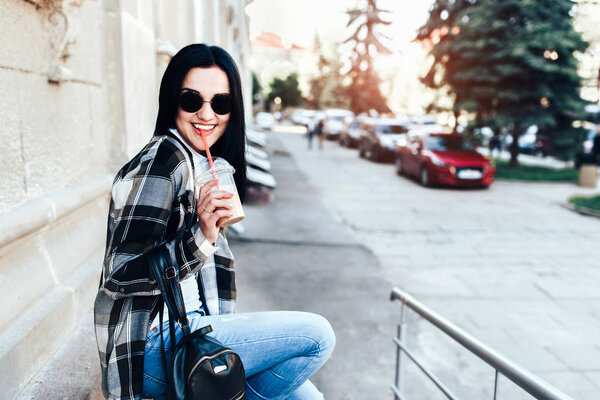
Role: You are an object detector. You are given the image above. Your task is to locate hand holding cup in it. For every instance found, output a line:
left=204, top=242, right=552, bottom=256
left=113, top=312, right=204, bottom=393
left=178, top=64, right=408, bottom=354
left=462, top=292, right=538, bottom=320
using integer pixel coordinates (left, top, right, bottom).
left=197, top=180, right=233, bottom=244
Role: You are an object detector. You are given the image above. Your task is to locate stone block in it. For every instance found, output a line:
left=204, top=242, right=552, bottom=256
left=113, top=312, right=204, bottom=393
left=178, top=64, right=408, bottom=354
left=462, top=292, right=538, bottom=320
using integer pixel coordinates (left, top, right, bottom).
left=0, top=1, right=49, bottom=74
left=0, top=250, right=102, bottom=399
left=60, top=0, right=104, bottom=85
left=0, top=236, right=57, bottom=336
left=18, top=75, right=107, bottom=202
left=0, top=68, right=27, bottom=212
left=40, top=197, right=107, bottom=283
left=120, top=11, right=158, bottom=157
left=0, top=196, right=107, bottom=336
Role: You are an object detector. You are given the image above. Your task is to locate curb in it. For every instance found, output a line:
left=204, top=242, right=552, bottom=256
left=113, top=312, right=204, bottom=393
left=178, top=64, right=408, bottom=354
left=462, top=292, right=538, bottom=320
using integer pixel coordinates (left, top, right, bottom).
left=561, top=200, right=600, bottom=219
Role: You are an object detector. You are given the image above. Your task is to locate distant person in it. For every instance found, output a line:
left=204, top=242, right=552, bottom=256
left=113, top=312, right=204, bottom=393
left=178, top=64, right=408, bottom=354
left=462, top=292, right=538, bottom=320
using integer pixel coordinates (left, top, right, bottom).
left=306, top=119, right=315, bottom=150
left=489, top=132, right=501, bottom=158
left=315, top=119, right=325, bottom=150
left=594, top=126, right=600, bottom=164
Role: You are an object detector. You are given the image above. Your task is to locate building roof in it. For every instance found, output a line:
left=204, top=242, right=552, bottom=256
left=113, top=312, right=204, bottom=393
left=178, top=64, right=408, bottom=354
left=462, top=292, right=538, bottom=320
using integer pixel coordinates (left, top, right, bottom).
left=251, top=31, right=305, bottom=50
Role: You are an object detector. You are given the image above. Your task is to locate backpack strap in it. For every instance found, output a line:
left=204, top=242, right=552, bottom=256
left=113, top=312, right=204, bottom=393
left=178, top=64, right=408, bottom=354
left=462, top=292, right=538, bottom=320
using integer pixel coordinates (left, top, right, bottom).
left=148, top=245, right=190, bottom=334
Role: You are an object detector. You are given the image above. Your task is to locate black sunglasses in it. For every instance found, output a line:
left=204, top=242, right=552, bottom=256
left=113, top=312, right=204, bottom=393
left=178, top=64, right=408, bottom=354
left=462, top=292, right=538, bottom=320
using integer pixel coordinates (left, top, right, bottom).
left=179, top=91, right=233, bottom=115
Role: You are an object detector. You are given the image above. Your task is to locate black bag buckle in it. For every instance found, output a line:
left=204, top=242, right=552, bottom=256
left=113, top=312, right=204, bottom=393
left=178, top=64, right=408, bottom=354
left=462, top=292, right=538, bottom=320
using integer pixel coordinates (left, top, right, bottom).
left=165, top=266, right=177, bottom=279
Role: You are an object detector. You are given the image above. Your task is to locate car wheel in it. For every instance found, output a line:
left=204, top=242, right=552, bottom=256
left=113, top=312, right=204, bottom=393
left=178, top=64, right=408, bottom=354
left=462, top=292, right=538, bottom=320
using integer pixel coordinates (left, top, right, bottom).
left=368, top=145, right=379, bottom=162
left=420, top=165, right=429, bottom=186
left=359, top=144, right=366, bottom=158
left=395, top=158, right=404, bottom=176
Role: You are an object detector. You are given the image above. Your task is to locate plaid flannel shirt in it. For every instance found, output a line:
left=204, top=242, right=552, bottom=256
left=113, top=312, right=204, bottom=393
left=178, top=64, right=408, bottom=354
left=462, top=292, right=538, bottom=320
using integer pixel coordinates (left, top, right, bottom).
left=94, top=132, right=237, bottom=400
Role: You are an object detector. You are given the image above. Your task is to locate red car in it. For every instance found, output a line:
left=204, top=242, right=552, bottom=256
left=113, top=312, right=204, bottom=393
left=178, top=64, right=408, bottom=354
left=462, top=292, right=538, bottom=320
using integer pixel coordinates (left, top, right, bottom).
left=395, top=133, right=495, bottom=187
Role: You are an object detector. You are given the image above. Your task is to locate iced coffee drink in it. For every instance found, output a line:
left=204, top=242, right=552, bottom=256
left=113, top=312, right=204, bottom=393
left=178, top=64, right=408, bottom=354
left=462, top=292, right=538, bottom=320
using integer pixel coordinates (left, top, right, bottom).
left=196, top=158, right=245, bottom=227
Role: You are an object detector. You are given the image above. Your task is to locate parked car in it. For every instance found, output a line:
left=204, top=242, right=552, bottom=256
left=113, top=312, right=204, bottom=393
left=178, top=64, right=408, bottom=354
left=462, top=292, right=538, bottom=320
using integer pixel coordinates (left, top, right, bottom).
left=395, top=133, right=495, bottom=188
left=406, top=123, right=446, bottom=137
left=322, top=109, right=354, bottom=140
left=501, top=125, right=553, bottom=156
left=291, top=109, right=317, bottom=126
left=338, top=116, right=367, bottom=148
left=357, top=118, right=409, bottom=162
left=255, top=112, right=275, bottom=130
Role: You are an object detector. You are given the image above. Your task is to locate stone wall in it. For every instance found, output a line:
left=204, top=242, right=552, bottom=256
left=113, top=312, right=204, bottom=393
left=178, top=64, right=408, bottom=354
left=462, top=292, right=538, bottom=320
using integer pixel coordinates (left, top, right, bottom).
left=0, top=0, right=252, bottom=397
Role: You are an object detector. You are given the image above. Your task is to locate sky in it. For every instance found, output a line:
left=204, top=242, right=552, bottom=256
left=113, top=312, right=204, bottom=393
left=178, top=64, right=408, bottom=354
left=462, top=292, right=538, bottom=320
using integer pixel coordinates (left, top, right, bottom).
left=245, top=0, right=433, bottom=52
left=244, top=0, right=437, bottom=113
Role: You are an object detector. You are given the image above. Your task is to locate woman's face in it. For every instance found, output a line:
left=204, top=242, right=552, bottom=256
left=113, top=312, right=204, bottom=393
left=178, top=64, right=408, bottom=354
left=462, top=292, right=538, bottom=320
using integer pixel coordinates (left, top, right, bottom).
left=175, top=66, right=231, bottom=152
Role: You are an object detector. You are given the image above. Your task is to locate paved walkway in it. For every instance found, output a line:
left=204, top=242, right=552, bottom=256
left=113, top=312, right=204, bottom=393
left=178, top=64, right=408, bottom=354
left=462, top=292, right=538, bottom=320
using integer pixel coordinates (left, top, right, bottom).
left=270, top=128, right=600, bottom=399
left=231, top=135, right=399, bottom=400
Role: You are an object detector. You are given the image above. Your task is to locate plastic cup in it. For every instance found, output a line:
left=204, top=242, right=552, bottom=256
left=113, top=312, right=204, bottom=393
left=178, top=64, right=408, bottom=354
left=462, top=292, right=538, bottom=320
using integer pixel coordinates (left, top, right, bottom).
left=196, top=159, right=245, bottom=227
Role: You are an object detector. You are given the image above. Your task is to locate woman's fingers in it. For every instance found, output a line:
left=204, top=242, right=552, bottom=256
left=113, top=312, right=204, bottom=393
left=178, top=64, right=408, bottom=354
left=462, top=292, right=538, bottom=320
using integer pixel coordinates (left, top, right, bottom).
left=201, top=198, right=233, bottom=213
left=211, top=209, right=233, bottom=224
left=196, top=182, right=234, bottom=242
left=198, top=180, right=218, bottom=198
left=199, top=190, right=234, bottom=212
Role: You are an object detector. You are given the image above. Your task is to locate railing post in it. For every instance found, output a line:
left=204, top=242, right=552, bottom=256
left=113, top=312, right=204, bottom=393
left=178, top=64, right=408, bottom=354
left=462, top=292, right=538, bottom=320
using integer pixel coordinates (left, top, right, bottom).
left=394, top=302, right=407, bottom=400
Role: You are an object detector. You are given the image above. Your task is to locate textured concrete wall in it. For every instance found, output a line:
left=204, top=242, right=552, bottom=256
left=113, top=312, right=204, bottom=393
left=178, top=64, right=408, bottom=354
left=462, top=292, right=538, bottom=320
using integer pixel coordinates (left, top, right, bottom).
left=0, top=0, right=252, bottom=396
left=0, top=0, right=109, bottom=212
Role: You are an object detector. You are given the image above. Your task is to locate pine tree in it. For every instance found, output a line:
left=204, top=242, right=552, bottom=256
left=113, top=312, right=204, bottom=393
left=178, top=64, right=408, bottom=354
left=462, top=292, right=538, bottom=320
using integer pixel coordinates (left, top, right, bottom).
left=419, top=0, right=589, bottom=165
left=344, top=0, right=392, bottom=114
left=308, top=35, right=349, bottom=109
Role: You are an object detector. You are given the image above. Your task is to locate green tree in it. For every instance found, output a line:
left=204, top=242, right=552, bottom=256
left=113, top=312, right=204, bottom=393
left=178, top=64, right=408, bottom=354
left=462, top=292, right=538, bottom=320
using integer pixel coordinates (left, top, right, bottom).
left=267, top=73, right=303, bottom=109
left=251, top=71, right=262, bottom=105
left=308, top=35, right=349, bottom=109
left=344, top=0, right=391, bottom=114
left=419, top=0, right=589, bottom=165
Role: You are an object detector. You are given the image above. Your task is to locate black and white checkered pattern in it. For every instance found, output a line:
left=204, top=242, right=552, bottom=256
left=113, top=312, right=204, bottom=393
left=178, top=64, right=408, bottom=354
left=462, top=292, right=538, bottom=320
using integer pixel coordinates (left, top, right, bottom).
left=94, top=132, right=236, bottom=399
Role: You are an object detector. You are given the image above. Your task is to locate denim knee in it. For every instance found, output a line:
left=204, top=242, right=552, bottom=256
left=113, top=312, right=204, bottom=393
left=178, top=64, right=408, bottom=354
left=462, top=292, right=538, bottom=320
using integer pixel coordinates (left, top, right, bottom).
left=303, top=313, right=336, bottom=360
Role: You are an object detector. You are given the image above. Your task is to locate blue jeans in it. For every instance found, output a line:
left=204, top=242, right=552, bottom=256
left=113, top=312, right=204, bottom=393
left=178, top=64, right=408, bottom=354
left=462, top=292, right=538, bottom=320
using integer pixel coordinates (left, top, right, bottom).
left=143, top=310, right=335, bottom=399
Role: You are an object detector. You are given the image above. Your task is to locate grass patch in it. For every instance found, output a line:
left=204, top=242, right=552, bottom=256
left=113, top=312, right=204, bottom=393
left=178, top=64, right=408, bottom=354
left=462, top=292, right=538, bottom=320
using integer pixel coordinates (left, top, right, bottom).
left=494, top=159, right=577, bottom=182
left=569, top=195, right=600, bottom=212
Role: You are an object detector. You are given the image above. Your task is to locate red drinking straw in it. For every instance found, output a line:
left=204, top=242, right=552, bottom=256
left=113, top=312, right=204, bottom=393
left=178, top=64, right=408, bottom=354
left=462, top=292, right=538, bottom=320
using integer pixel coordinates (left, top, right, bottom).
left=199, top=131, right=219, bottom=188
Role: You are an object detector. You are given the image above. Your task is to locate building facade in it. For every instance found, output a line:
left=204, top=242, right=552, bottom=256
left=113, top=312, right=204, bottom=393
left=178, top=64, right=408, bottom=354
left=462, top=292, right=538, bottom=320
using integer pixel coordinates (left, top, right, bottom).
left=0, top=0, right=252, bottom=397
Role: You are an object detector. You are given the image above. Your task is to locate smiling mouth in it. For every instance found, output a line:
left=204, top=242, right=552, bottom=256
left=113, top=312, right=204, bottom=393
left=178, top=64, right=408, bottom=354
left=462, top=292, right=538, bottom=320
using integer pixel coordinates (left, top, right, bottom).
left=192, top=123, right=217, bottom=133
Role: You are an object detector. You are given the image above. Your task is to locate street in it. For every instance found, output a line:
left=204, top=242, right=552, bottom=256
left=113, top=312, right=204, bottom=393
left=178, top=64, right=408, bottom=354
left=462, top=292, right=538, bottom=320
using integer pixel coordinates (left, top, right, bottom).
left=235, top=127, right=600, bottom=400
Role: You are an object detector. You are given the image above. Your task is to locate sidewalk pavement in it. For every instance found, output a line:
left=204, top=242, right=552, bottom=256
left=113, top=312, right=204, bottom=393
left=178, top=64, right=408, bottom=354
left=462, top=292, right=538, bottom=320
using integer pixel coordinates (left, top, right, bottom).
left=18, top=134, right=400, bottom=399
left=229, top=136, right=399, bottom=399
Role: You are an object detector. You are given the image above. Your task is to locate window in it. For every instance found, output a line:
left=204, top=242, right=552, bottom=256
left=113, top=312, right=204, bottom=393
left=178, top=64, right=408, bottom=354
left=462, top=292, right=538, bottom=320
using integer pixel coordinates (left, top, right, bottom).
left=423, top=136, right=473, bottom=151
left=377, top=124, right=408, bottom=134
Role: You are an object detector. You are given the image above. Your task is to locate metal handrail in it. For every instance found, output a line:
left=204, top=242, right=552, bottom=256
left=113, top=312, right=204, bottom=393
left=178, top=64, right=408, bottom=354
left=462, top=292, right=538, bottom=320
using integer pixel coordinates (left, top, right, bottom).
left=390, top=287, right=574, bottom=400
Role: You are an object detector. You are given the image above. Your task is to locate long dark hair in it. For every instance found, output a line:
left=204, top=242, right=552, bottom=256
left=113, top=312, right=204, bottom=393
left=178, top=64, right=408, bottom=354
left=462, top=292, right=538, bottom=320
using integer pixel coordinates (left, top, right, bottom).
left=155, top=44, right=247, bottom=202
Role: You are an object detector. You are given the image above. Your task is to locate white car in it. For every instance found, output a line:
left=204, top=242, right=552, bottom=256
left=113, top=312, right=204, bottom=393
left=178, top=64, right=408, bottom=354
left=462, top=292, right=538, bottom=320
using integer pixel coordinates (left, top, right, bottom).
left=322, top=109, right=354, bottom=139
left=291, top=109, right=317, bottom=126
left=255, top=112, right=275, bottom=130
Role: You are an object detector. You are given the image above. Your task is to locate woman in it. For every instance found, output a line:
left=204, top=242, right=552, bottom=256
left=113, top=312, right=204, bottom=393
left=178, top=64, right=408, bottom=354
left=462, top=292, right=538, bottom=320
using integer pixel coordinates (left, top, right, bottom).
left=94, top=44, right=335, bottom=400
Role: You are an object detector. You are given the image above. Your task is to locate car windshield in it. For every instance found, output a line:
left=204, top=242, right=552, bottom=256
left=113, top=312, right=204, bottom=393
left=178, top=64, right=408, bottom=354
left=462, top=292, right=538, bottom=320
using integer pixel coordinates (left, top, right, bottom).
left=424, top=136, right=473, bottom=151
left=350, top=121, right=360, bottom=128
left=330, top=116, right=345, bottom=122
left=378, top=124, right=408, bottom=134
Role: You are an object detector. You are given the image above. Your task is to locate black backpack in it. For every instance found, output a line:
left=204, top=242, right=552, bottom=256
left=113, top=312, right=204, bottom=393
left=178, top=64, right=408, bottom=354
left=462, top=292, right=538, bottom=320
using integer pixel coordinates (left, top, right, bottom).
left=149, top=247, right=246, bottom=400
